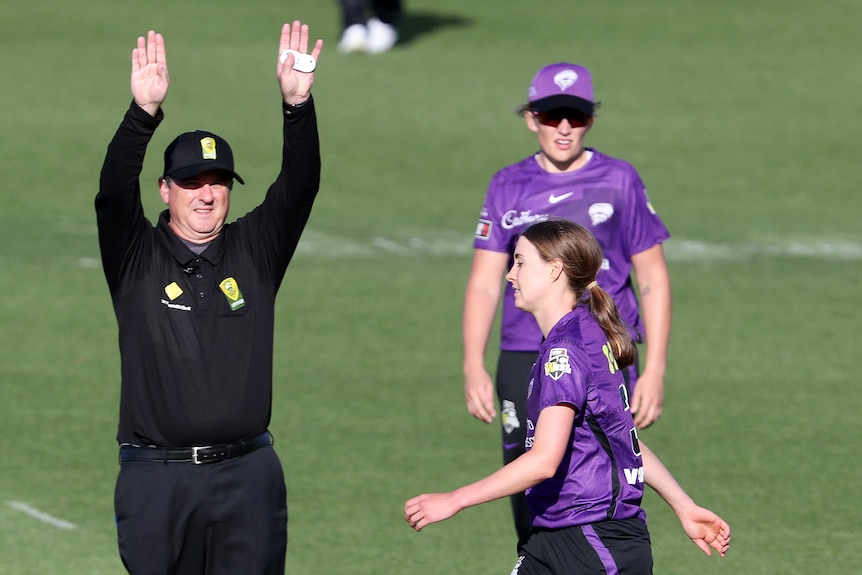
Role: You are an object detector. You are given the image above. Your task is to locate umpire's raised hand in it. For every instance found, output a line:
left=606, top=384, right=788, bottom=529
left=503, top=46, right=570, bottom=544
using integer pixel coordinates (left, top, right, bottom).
left=276, top=20, right=323, bottom=107
left=131, top=30, right=169, bottom=117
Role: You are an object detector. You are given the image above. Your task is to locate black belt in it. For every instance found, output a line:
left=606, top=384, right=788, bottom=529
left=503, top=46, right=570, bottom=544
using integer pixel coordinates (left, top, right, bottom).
left=119, top=431, right=272, bottom=465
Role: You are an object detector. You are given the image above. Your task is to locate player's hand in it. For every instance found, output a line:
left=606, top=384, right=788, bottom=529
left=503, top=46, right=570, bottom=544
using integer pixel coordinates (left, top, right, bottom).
left=677, top=504, right=731, bottom=557
left=131, top=31, right=169, bottom=117
left=630, top=369, right=663, bottom=428
left=277, top=20, right=323, bottom=106
left=464, top=369, right=496, bottom=423
left=404, top=493, right=460, bottom=531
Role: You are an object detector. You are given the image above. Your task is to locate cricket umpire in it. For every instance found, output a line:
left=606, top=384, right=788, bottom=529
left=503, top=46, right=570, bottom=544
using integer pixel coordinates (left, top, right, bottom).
left=96, top=21, right=323, bottom=575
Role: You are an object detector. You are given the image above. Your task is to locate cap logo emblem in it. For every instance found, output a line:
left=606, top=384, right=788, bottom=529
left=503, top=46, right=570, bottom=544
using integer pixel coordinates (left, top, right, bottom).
left=553, top=70, right=579, bottom=92
left=200, top=137, right=217, bottom=160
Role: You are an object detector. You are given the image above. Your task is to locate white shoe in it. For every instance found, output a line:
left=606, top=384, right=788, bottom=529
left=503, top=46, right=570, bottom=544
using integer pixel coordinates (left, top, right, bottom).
left=338, top=24, right=368, bottom=54
left=366, top=18, right=397, bottom=54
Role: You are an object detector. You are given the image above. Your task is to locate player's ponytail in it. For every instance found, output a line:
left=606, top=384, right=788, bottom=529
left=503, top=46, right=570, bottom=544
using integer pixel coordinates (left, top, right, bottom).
left=520, top=219, right=636, bottom=368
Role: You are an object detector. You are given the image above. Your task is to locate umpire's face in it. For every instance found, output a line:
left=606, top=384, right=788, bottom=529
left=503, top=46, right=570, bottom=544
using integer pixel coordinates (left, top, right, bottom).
left=159, top=169, right=233, bottom=243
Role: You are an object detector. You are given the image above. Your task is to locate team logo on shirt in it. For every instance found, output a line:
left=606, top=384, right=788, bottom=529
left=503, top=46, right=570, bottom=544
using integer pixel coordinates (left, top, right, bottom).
left=219, top=277, right=246, bottom=311
left=475, top=219, right=493, bottom=240
left=544, top=348, right=572, bottom=381
left=588, top=203, right=614, bottom=225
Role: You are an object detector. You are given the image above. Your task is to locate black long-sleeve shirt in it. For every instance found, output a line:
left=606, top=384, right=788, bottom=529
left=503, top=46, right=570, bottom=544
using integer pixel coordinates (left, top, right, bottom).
left=96, top=99, right=320, bottom=446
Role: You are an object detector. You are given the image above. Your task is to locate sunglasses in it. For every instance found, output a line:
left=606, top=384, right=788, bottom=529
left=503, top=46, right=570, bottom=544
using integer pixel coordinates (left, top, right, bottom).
left=532, top=108, right=591, bottom=128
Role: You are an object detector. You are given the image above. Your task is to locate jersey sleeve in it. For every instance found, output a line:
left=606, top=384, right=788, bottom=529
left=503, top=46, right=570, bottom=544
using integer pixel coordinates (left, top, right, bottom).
left=620, top=167, right=671, bottom=258
left=472, top=170, right=515, bottom=254
left=535, top=342, right=590, bottom=413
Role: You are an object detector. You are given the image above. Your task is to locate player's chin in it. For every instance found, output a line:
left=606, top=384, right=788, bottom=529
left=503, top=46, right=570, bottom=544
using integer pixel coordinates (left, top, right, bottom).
left=512, top=293, right=530, bottom=312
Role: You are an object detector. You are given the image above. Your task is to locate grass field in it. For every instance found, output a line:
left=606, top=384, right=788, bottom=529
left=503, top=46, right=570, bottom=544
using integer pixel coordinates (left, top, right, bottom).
left=1, top=0, right=861, bottom=573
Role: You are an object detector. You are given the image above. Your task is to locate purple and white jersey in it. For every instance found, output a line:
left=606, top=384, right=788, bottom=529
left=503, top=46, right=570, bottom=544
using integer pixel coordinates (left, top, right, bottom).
left=525, top=305, right=646, bottom=529
left=473, top=150, right=670, bottom=351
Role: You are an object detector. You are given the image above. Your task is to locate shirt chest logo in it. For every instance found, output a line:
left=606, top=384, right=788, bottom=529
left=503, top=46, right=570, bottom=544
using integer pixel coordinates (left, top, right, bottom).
left=164, top=282, right=183, bottom=300
left=588, top=202, right=614, bottom=225
left=161, top=282, right=192, bottom=312
left=219, top=277, right=246, bottom=311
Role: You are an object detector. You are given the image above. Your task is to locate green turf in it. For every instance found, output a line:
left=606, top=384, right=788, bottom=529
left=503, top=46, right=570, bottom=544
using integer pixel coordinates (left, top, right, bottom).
left=1, top=0, right=861, bottom=573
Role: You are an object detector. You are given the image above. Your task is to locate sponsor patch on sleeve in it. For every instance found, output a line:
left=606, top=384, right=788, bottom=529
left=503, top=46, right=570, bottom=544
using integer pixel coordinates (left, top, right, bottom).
left=474, top=219, right=493, bottom=240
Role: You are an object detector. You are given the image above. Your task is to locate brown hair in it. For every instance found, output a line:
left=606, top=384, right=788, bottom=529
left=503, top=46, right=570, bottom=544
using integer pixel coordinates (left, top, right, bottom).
left=520, top=219, right=636, bottom=368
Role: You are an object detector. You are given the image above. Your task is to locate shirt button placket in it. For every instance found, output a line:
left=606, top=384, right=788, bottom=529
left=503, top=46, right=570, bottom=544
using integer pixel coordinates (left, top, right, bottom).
left=192, top=257, right=208, bottom=311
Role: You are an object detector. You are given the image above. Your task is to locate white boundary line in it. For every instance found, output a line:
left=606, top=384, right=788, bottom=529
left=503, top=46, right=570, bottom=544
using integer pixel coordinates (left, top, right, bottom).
left=75, top=233, right=862, bottom=266
left=6, top=500, right=77, bottom=530
left=292, top=233, right=862, bottom=261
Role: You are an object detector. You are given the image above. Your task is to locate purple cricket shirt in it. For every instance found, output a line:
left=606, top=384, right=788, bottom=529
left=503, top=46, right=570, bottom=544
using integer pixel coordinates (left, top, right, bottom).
left=525, top=305, right=646, bottom=529
left=473, top=149, right=670, bottom=351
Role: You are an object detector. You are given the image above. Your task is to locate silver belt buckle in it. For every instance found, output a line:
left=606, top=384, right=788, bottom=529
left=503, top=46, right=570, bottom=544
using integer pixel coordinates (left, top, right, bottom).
left=192, top=445, right=212, bottom=464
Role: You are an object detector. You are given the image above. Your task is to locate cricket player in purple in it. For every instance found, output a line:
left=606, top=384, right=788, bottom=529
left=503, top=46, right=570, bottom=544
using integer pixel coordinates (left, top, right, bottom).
left=406, top=221, right=730, bottom=574
left=463, top=62, right=672, bottom=544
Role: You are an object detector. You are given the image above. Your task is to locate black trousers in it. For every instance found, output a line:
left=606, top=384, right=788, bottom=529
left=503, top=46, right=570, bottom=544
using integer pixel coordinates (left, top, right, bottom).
left=340, top=0, right=403, bottom=28
left=496, top=349, right=639, bottom=550
left=115, top=446, right=287, bottom=575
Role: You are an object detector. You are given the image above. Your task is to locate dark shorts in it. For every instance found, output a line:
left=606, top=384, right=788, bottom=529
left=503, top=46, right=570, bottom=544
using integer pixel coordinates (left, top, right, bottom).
left=513, top=518, right=653, bottom=575
left=114, top=445, right=287, bottom=575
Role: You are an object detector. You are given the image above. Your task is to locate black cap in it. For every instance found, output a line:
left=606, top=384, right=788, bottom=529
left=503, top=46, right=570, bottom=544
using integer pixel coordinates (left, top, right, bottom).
left=163, top=130, right=245, bottom=185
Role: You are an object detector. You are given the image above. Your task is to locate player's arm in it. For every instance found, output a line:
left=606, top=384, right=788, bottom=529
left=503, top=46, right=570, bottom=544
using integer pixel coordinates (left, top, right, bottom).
left=629, top=243, right=671, bottom=428
left=640, top=441, right=731, bottom=557
left=462, top=249, right=510, bottom=423
left=405, top=404, right=574, bottom=531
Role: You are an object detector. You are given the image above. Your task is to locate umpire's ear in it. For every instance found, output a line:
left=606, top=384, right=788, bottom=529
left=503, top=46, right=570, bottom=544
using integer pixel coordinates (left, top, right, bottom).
left=159, top=176, right=171, bottom=204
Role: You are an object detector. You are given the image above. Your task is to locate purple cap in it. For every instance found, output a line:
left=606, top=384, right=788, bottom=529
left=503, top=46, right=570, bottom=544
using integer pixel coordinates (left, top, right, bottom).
left=527, top=63, right=595, bottom=115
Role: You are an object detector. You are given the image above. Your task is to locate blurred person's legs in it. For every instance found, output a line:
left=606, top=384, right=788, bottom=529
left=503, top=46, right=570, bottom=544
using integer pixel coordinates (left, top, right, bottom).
left=338, top=0, right=369, bottom=53
left=338, top=0, right=402, bottom=54
left=367, top=0, right=401, bottom=53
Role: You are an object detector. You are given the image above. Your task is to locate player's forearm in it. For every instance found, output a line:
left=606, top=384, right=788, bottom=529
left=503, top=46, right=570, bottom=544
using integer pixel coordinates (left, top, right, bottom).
left=641, top=442, right=695, bottom=514
left=638, top=266, right=671, bottom=376
left=462, top=286, right=500, bottom=373
left=451, top=449, right=553, bottom=512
